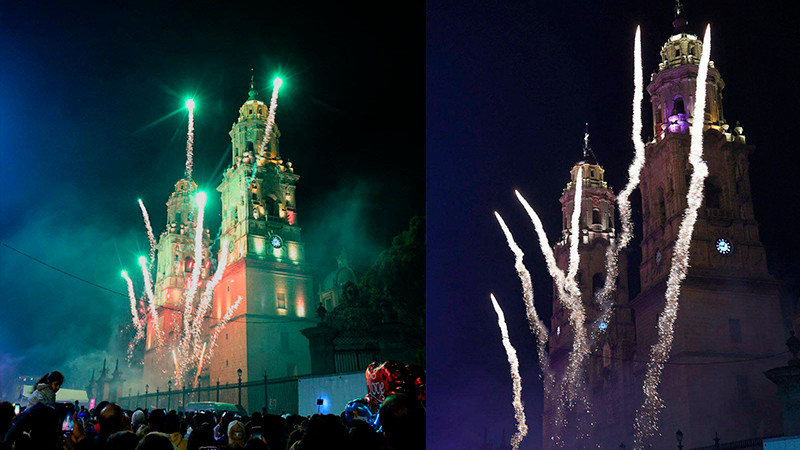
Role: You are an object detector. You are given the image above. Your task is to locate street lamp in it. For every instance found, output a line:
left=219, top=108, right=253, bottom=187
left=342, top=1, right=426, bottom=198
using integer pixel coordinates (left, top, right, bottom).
left=145, top=384, right=149, bottom=409
left=676, top=429, right=683, bottom=450
left=237, top=368, right=243, bottom=407
left=168, top=380, right=172, bottom=411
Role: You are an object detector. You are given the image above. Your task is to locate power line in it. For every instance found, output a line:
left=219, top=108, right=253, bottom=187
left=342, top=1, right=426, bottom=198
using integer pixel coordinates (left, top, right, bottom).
left=1, top=241, right=127, bottom=298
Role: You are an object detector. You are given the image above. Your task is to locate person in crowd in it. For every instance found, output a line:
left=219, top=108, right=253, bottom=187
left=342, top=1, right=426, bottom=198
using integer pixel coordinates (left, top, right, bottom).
left=378, top=393, right=425, bottom=450
left=27, top=371, right=64, bottom=406
left=135, top=432, right=175, bottom=450
left=2, top=402, right=61, bottom=450
left=227, top=419, right=246, bottom=448
left=165, top=411, right=187, bottom=450
left=0, top=401, right=15, bottom=443
left=294, top=415, right=346, bottom=450
left=106, top=430, right=140, bottom=450
left=96, top=403, right=127, bottom=447
left=138, top=409, right=166, bottom=438
left=131, top=410, right=146, bottom=435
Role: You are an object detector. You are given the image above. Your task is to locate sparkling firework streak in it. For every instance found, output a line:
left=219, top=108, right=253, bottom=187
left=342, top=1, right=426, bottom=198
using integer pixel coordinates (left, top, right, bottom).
left=172, top=348, right=181, bottom=382
left=257, top=77, right=282, bottom=156
left=121, top=270, right=145, bottom=343
left=590, top=25, right=647, bottom=344
left=494, top=212, right=555, bottom=400
left=207, top=296, right=243, bottom=364
left=515, top=191, right=568, bottom=301
left=181, top=191, right=207, bottom=352
left=194, top=342, right=207, bottom=387
left=191, top=242, right=230, bottom=361
left=561, top=167, right=590, bottom=407
left=489, top=293, right=528, bottom=450
left=138, top=199, right=157, bottom=266
left=139, top=256, right=162, bottom=344
left=634, top=24, right=712, bottom=448
left=184, top=99, right=195, bottom=180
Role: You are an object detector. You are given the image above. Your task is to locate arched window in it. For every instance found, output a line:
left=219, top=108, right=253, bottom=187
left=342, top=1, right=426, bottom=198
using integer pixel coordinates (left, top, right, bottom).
left=592, top=272, right=605, bottom=296
left=246, top=142, right=255, bottom=154
left=672, top=97, right=685, bottom=116
left=592, top=208, right=601, bottom=225
left=705, top=177, right=722, bottom=209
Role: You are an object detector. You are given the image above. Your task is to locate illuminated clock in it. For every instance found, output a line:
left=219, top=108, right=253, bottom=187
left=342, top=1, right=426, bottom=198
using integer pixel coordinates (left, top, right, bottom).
left=271, top=235, right=283, bottom=249
left=715, top=237, right=732, bottom=255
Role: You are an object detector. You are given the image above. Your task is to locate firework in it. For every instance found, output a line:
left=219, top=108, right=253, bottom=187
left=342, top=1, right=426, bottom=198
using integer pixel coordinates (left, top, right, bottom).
left=184, top=99, right=195, bottom=180
left=138, top=199, right=157, bottom=267
left=489, top=293, right=528, bottom=450
left=634, top=24, right=712, bottom=448
left=494, top=211, right=555, bottom=400
left=257, top=77, right=282, bottom=157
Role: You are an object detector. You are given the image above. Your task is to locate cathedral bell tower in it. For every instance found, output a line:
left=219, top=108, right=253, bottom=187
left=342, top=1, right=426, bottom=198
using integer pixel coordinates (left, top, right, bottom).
left=630, top=4, right=785, bottom=446
left=543, top=128, right=636, bottom=448
left=208, top=74, right=314, bottom=412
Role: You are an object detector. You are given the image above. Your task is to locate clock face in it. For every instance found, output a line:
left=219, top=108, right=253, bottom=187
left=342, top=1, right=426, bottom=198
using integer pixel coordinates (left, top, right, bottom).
left=715, top=238, right=732, bottom=255
left=271, top=235, right=283, bottom=249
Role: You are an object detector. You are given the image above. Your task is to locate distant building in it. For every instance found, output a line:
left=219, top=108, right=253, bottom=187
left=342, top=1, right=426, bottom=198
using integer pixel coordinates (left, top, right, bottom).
left=542, top=5, right=787, bottom=448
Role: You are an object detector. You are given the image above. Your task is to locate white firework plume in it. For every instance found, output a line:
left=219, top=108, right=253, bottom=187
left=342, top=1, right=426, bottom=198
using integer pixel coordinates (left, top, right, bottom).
left=191, top=242, right=230, bottom=361
left=207, top=296, right=243, bottom=364
left=489, top=293, right=528, bottom=450
left=258, top=79, right=282, bottom=156
left=634, top=24, right=712, bottom=448
left=185, top=100, right=195, bottom=180
left=138, top=199, right=157, bottom=267
left=590, top=25, right=647, bottom=345
left=494, top=211, right=555, bottom=400
left=121, top=270, right=145, bottom=344
left=180, top=192, right=207, bottom=355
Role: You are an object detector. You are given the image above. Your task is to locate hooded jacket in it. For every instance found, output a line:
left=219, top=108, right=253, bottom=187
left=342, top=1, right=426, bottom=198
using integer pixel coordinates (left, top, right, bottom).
left=26, top=383, right=55, bottom=406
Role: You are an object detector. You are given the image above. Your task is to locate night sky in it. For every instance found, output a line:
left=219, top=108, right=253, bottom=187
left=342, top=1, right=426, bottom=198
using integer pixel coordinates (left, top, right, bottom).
left=0, top=2, right=422, bottom=392
left=428, top=1, right=800, bottom=448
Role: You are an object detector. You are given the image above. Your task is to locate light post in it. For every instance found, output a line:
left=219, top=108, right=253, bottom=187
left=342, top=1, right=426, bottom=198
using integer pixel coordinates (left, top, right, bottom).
left=216, top=379, right=220, bottom=402
left=237, top=368, right=243, bottom=407
left=167, top=380, right=172, bottom=411
left=145, top=384, right=149, bottom=409
left=264, top=372, right=268, bottom=414
left=676, top=430, right=683, bottom=450
left=155, top=387, right=159, bottom=408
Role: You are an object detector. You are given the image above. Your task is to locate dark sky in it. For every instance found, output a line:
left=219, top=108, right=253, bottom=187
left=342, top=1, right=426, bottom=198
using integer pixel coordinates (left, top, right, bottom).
left=428, top=1, right=800, bottom=448
left=0, top=2, right=423, bottom=392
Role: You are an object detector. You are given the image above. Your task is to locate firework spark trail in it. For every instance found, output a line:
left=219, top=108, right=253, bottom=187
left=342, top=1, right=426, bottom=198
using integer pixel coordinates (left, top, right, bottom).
left=561, top=167, right=590, bottom=403
left=121, top=271, right=145, bottom=348
left=185, top=100, right=195, bottom=180
left=489, top=293, right=528, bottom=450
left=181, top=192, right=207, bottom=356
left=139, top=256, right=162, bottom=344
left=494, top=212, right=555, bottom=399
left=515, top=191, right=568, bottom=301
left=634, top=25, right=712, bottom=448
left=207, top=296, right=243, bottom=362
left=191, top=243, right=230, bottom=361
left=194, top=342, right=207, bottom=387
left=258, top=79, right=282, bottom=156
left=590, top=25, right=647, bottom=345
left=138, top=199, right=157, bottom=267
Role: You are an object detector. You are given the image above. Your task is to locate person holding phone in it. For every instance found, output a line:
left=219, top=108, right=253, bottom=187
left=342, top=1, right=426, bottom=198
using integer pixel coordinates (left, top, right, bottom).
left=27, top=371, right=64, bottom=406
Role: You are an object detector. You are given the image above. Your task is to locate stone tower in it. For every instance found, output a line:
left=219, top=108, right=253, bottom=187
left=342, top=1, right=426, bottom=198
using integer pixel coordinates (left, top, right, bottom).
left=543, top=128, right=636, bottom=448
left=142, top=170, right=211, bottom=388
left=207, top=76, right=315, bottom=412
left=631, top=5, right=784, bottom=447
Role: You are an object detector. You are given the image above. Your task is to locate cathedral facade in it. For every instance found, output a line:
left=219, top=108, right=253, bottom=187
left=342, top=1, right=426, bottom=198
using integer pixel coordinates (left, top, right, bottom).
left=142, top=79, right=316, bottom=413
left=542, top=9, right=786, bottom=449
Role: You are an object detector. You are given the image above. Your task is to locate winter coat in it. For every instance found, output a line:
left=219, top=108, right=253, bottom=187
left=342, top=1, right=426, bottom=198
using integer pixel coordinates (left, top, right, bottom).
left=170, top=431, right=188, bottom=450
left=26, top=383, right=55, bottom=406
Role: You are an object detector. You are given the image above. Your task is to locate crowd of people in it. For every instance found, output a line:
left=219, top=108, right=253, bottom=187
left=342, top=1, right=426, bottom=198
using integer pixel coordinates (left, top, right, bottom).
left=0, top=371, right=425, bottom=450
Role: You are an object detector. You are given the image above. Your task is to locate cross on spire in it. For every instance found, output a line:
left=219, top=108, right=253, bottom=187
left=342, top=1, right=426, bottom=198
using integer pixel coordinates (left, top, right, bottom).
left=248, top=68, right=260, bottom=100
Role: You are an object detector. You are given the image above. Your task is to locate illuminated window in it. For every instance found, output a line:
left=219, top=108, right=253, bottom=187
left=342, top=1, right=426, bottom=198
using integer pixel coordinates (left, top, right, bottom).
left=277, top=292, right=287, bottom=310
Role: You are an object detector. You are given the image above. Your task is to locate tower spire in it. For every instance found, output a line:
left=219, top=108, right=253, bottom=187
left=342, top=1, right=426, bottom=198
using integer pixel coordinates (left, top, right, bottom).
left=248, top=68, right=260, bottom=100
left=673, top=0, right=688, bottom=33
left=582, top=122, right=597, bottom=163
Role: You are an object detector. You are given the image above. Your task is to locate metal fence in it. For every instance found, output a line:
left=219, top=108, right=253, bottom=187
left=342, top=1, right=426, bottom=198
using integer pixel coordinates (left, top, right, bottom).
left=119, top=375, right=300, bottom=415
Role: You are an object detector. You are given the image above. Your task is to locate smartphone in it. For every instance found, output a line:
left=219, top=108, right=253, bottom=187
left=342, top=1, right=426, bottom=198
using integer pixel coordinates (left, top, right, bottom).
left=251, top=426, right=262, bottom=440
left=62, top=414, right=73, bottom=432
left=14, top=404, right=20, bottom=415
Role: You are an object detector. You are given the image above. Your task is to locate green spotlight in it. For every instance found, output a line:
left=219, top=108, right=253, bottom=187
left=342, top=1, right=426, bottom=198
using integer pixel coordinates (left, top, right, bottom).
left=185, top=98, right=195, bottom=111
left=196, top=191, right=207, bottom=208
left=273, top=77, right=283, bottom=89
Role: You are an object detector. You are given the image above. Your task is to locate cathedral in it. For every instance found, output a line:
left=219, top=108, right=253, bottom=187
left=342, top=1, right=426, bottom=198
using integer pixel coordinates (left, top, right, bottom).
left=141, top=76, right=316, bottom=413
left=542, top=6, right=787, bottom=449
